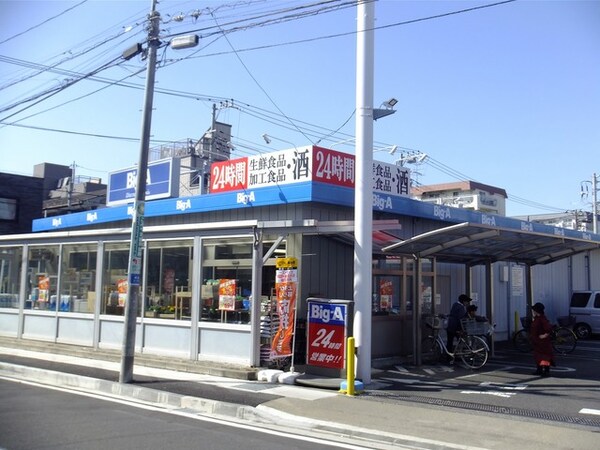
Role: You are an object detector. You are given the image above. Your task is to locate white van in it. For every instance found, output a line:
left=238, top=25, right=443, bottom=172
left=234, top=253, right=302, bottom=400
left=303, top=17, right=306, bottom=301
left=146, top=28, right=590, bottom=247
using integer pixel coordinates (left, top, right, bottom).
left=569, top=291, right=600, bottom=339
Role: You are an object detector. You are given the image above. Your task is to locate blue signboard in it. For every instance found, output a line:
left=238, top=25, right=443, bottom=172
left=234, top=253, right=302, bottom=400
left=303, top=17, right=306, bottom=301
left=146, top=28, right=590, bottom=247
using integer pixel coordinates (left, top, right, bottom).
left=30, top=177, right=600, bottom=247
left=106, top=158, right=180, bottom=206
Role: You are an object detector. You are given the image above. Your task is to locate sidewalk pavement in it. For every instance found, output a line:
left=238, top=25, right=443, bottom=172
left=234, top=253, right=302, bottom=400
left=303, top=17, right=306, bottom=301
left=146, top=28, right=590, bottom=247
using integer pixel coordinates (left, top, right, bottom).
left=0, top=336, right=598, bottom=450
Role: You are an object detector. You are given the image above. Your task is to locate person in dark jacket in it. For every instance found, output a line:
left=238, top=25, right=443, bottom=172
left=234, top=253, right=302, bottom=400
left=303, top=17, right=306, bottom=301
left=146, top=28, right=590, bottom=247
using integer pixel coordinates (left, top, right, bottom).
left=447, top=294, right=472, bottom=353
left=530, top=302, right=554, bottom=376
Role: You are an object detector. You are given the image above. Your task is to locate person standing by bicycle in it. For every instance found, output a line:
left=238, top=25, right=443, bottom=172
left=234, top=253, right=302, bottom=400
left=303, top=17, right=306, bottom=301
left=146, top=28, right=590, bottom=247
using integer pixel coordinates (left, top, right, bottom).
left=530, top=302, right=555, bottom=377
left=447, top=294, right=472, bottom=353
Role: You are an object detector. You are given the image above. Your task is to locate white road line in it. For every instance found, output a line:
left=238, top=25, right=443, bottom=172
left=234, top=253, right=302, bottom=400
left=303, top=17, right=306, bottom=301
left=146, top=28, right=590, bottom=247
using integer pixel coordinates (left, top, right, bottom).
left=380, top=377, right=459, bottom=388
left=461, top=390, right=516, bottom=398
left=479, top=381, right=527, bottom=390
left=580, top=408, right=600, bottom=416
left=388, top=369, right=426, bottom=378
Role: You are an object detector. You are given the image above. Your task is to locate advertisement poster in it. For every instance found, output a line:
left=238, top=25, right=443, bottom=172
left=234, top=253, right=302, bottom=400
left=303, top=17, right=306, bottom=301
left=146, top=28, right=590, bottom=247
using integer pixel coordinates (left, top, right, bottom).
left=271, top=268, right=298, bottom=358
left=38, top=275, right=50, bottom=302
left=218, top=279, right=237, bottom=311
left=307, top=300, right=347, bottom=369
left=379, top=279, right=393, bottom=311
left=163, top=269, right=175, bottom=295
left=117, top=278, right=128, bottom=307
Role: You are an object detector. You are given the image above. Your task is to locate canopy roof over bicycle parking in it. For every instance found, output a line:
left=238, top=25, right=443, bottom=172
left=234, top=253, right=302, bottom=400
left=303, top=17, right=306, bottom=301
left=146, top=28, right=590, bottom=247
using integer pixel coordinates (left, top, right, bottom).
left=381, top=221, right=600, bottom=267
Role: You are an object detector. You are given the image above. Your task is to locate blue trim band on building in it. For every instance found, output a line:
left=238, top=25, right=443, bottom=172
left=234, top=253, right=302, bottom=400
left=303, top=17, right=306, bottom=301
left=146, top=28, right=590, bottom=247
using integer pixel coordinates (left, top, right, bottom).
left=32, top=180, right=599, bottom=244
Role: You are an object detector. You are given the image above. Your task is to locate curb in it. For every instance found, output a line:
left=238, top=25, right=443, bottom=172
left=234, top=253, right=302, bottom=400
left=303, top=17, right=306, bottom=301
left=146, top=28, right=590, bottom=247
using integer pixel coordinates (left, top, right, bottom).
left=0, top=362, right=254, bottom=419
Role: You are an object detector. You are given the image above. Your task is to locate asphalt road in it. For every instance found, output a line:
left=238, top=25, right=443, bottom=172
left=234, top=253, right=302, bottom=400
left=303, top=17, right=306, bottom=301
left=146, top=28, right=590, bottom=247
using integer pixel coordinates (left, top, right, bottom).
left=0, top=379, right=371, bottom=450
left=368, top=337, right=600, bottom=428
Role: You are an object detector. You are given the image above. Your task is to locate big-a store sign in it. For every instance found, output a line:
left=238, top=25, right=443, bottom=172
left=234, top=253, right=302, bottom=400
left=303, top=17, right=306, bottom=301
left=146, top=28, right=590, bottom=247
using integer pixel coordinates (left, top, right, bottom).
left=306, top=300, right=348, bottom=369
left=210, top=146, right=410, bottom=197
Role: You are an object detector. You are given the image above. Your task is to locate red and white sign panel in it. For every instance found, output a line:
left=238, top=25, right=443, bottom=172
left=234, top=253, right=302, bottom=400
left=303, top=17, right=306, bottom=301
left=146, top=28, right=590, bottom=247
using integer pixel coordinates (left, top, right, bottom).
left=209, top=146, right=410, bottom=198
left=210, top=158, right=248, bottom=192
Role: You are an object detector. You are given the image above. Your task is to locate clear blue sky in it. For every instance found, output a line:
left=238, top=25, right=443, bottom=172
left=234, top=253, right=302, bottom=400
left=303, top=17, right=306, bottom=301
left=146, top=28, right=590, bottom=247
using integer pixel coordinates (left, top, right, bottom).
left=1, top=0, right=598, bottom=217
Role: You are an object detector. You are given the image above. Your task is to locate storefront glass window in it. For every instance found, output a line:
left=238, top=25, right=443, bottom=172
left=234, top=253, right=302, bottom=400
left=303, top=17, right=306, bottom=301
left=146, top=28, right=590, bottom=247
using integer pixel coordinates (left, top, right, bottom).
left=201, top=237, right=281, bottom=324
left=59, top=244, right=97, bottom=313
left=0, top=246, right=22, bottom=309
left=28, top=246, right=59, bottom=311
left=102, top=242, right=135, bottom=316
left=145, top=240, right=192, bottom=320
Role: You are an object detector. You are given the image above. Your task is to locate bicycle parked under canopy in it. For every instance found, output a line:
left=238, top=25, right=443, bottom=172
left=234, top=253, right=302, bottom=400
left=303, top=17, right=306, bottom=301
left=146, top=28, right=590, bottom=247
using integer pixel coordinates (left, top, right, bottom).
left=513, top=315, right=577, bottom=355
left=421, top=314, right=490, bottom=369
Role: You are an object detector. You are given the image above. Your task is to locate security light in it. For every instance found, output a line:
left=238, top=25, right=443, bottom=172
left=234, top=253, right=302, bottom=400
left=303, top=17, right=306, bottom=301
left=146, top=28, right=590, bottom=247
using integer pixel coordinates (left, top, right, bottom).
left=170, top=34, right=199, bottom=50
left=383, top=98, right=398, bottom=108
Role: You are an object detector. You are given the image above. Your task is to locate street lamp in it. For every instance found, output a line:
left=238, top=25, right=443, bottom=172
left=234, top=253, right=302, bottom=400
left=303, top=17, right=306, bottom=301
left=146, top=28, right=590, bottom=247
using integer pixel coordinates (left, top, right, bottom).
left=373, top=144, right=398, bottom=155
left=373, top=97, right=398, bottom=121
left=119, top=0, right=198, bottom=384
left=262, top=133, right=298, bottom=149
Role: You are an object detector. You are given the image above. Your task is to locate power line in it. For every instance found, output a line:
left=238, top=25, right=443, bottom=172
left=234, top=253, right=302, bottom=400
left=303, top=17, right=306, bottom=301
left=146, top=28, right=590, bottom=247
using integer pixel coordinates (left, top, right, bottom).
left=0, top=0, right=89, bottom=46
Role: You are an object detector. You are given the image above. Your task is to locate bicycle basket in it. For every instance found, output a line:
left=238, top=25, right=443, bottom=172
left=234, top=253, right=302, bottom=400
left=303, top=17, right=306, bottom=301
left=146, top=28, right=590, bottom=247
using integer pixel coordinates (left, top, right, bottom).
left=557, top=315, right=575, bottom=327
left=461, top=318, right=488, bottom=335
left=422, top=315, right=443, bottom=330
left=520, top=316, right=532, bottom=330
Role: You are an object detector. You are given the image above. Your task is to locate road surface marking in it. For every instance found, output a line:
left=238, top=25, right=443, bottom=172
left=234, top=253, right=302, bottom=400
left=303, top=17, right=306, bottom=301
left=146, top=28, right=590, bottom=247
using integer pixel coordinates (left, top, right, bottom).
left=461, top=390, right=516, bottom=398
left=580, top=408, right=600, bottom=416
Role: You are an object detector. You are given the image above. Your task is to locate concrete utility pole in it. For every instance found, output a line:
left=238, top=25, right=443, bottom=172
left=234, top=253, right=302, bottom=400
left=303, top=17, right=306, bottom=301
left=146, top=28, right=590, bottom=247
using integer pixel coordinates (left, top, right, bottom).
left=581, top=173, right=599, bottom=234
left=120, top=0, right=160, bottom=383
left=593, top=173, right=598, bottom=234
left=354, top=0, right=375, bottom=384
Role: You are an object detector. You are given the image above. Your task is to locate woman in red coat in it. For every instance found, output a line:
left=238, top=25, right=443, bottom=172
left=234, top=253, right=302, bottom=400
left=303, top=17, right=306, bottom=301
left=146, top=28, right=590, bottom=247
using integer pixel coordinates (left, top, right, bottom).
left=530, top=302, right=554, bottom=376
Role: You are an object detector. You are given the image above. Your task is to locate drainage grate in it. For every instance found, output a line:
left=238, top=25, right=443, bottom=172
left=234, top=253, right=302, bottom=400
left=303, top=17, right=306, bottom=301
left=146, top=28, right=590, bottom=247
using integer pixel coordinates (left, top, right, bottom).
left=364, top=391, right=600, bottom=428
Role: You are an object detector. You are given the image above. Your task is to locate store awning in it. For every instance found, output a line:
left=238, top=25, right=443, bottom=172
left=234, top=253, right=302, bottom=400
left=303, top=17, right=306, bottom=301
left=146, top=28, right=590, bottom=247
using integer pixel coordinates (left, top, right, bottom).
left=381, top=222, right=600, bottom=266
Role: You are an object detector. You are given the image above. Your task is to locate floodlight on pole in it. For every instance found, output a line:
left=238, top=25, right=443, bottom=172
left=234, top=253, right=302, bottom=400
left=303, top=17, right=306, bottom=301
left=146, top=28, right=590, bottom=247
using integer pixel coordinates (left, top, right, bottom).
left=373, top=97, right=398, bottom=121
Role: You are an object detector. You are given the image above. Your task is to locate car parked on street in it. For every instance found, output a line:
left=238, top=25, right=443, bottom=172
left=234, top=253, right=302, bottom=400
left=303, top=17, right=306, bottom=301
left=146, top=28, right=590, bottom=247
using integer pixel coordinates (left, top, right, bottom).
left=569, top=291, right=600, bottom=339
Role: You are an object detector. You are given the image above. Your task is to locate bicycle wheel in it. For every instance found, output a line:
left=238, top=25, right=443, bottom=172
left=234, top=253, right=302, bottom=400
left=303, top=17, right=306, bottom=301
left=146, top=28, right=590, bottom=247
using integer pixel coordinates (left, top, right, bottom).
left=553, top=327, right=577, bottom=354
left=458, top=335, right=489, bottom=369
left=421, top=336, right=442, bottom=364
left=513, top=329, right=532, bottom=353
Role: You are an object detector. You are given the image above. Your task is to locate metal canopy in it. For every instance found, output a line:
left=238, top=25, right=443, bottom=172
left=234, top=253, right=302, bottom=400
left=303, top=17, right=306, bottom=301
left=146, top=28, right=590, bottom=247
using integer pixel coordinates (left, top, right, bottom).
left=381, top=222, right=600, bottom=266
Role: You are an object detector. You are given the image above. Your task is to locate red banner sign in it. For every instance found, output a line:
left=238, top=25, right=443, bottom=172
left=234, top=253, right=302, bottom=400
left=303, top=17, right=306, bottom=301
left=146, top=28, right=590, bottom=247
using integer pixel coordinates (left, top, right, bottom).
left=271, top=269, right=297, bottom=358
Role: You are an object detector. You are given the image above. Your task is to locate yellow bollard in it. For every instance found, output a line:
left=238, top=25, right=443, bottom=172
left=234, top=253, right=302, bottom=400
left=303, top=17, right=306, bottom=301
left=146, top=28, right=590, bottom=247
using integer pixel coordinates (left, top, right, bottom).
left=514, top=311, right=519, bottom=334
left=346, top=337, right=355, bottom=396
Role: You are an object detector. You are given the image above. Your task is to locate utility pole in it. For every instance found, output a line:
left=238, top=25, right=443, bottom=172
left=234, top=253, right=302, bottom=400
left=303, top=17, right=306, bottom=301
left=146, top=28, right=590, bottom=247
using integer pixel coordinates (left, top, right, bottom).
left=354, top=0, right=374, bottom=384
left=593, top=173, right=598, bottom=234
left=120, top=0, right=160, bottom=383
left=68, top=161, right=75, bottom=209
left=581, top=173, right=599, bottom=234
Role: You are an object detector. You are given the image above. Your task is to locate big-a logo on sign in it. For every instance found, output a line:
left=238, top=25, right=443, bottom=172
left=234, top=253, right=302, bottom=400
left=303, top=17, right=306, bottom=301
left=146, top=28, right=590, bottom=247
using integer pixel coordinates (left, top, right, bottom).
left=310, top=303, right=345, bottom=324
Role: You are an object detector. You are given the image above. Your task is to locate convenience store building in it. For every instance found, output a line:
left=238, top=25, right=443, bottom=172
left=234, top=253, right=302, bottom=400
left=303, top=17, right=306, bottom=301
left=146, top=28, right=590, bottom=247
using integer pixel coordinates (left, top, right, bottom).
left=1, top=145, right=599, bottom=369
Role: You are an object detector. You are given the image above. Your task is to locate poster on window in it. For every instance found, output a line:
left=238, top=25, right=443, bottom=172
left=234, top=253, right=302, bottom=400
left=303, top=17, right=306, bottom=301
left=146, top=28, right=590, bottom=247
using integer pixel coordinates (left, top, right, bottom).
left=379, top=279, right=393, bottom=311
left=117, top=278, right=128, bottom=307
left=163, top=269, right=175, bottom=295
left=271, top=268, right=297, bottom=358
left=37, top=275, right=50, bottom=302
left=218, top=279, right=236, bottom=311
